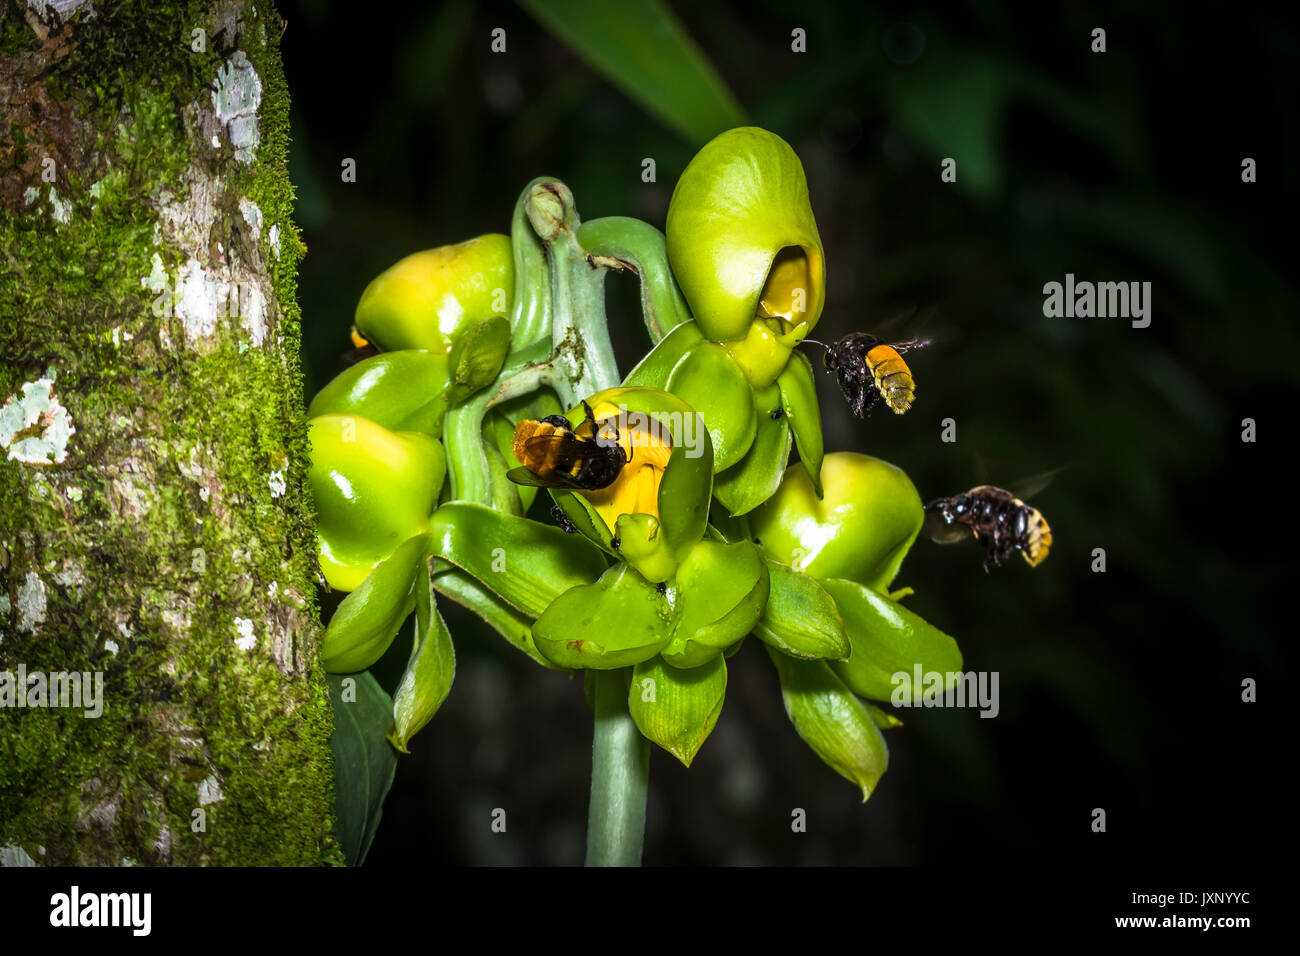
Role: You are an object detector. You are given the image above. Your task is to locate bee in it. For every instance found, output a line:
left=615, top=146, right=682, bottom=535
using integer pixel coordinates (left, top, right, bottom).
left=924, top=485, right=1052, bottom=571
left=806, top=332, right=929, bottom=417
left=507, top=401, right=630, bottom=491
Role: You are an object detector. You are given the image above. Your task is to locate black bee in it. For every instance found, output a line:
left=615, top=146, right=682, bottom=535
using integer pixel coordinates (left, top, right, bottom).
left=507, top=401, right=630, bottom=491
left=550, top=505, right=578, bottom=534
left=924, top=485, right=1052, bottom=571
left=810, top=332, right=929, bottom=417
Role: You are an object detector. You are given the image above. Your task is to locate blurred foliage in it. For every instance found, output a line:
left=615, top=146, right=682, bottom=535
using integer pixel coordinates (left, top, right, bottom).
left=282, top=0, right=1292, bottom=864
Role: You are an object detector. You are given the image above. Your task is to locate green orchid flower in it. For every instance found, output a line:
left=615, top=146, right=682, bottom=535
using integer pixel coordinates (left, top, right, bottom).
left=623, top=128, right=828, bottom=514
left=354, top=234, right=514, bottom=354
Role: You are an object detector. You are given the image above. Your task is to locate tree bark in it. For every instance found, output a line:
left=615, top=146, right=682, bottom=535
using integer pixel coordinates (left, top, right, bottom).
left=0, top=0, right=340, bottom=865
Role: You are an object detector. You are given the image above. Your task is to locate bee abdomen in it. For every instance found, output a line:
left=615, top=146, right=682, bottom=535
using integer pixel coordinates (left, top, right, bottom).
left=866, top=345, right=916, bottom=414
left=1020, top=510, right=1052, bottom=566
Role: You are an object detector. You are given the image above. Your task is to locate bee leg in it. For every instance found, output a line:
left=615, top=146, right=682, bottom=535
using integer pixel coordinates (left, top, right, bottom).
left=550, top=504, right=578, bottom=535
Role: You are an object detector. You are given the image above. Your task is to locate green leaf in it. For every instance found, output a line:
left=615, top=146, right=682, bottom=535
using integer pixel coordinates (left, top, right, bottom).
left=666, top=341, right=756, bottom=471
left=777, top=350, right=823, bottom=495
left=519, top=0, right=746, bottom=144
left=327, top=671, right=398, bottom=866
left=753, top=559, right=850, bottom=660
left=388, top=559, right=456, bottom=753
left=533, top=564, right=673, bottom=669
left=661, top=539, right=768, bottom=668
left=429, top=502, right=608, bottom=616
left=862, top=701, right=904, bottom=729
left=431, top=566, right=561, bottom=670
left=767, top=649, right=889, bottom=801
left=320, top=534, right=428, bottom=674
left=821, top=578, right=963, bottom=703
left=712, top=382, right=791, bottom=515
left=623, top=319, right=703, bottom=389
left=444, top=315, right=511, bottom=405
left=629, top=655, right=727, bottom=766
left=307, top=350, right=453, bottom=436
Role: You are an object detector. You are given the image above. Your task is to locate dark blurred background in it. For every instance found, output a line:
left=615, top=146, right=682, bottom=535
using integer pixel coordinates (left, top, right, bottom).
left=280, top=0, right=1294, bottom=865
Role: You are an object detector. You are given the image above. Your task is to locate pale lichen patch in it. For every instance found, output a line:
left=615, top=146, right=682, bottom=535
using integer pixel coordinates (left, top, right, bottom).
left=233, top=617, right=256, bottom=651
left=211, top=52, right=262, bottom=165
left=239, top=197, right=264, bottom=243
left=197, top=776, right=224, bottom=806
left=0, top=376, right=76, bottom=466
left=16, top=572, right=48, bottom=634
left=267, top=468, right=286, bottom=498
left=269, top=222, right=280, bottom=259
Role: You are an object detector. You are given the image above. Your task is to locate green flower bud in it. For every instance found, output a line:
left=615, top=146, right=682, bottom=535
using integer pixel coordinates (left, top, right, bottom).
left=354, top=234, right=513, bottom=353
left=749, top=452, right=922, bottom=593
left=308, top=350, right=453, bottom=436
left=308, top=414, right=445, bottom=592
left=666, top=127, right=825, bottom=345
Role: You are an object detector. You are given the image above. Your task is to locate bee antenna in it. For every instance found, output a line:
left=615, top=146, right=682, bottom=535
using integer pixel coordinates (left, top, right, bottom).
left=799, top=338, right=831, bottom=350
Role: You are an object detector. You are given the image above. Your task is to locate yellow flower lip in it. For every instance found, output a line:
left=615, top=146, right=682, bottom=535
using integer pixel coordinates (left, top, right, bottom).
left=579, top=402, right=674, bottom=533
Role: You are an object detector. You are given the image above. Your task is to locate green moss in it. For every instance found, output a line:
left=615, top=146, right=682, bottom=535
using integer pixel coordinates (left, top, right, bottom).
left=0, top=0, right=341, bottom=865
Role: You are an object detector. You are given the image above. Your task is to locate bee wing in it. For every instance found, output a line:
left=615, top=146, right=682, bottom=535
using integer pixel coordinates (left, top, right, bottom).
left=922, top=506, right=976, bottom=545
left=1007, top=465, right=1067, bottom=502
left=869, top=304, right=944, bottom=350
left=506, top=466, right=587, bottom=490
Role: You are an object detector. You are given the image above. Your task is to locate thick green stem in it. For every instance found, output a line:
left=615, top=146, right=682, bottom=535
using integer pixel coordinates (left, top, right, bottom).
left=585, top=669, right=651, bottom=866
left=577, top=216, right=692, bottom=344
left=525, top=181, right=621, bottom=407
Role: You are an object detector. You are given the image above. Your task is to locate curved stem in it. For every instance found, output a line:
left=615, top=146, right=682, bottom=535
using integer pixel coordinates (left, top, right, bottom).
left=585, top=669, right=650, bottom=866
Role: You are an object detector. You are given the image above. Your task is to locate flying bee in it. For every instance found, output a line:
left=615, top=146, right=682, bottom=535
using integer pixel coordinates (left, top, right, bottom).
left=924, top=485, right=1052, bottom=572
left=507, top=401, right=630, bottom=491
left=804, top=332, right=930, bottom=417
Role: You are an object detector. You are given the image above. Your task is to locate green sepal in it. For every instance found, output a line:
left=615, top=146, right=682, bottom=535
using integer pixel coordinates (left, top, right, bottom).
left=443, top=315, right=511, bottom=405
left=752, top=559, right=851, bottom=661
left=629, top=655, right=727, bottom=766
left=532, top=564, right=674, bottom=669
left=665, top=341, right=755, bottom=472
left=431, top=566, right=560, bottom=670
left=821, top=578, right=963, bottom=704
left=308, top=350, right=453, bottom=436
left=428, top=502, right=608, bottom=617
left=767, top=648, right=889, bottom=801
left=615, top=513, right=679, bottom=584
left=863, top=701, right=904, bottom=729
left=321, top=534, right=429, bottom=674
left=660, top=539, right=768, bottom=668
left=776, top=350, right=824, bottom=495
left=712, top=382, right=791, bottom=516
left=622, top=319, right=704, bottom=389
left=388, top=558, right=456, bottom=753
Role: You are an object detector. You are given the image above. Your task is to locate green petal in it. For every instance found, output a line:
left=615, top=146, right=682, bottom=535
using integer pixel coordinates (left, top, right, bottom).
left=752, top=559, right=851, bottom=661
left=776, top=350, right=824, bottom=495
left=431, top=567, right=560, bottom=670
left=532, top=564, right=673, bottom=669
left=767, top=648, right=889, bottom=801
left=321, top=534, right=428, bottom=674
left=428, top=502, right=608, bottom=617
left=622, top=319, right=704, bottom=389
left=308, top=350, right=453, bottom=436
left=388, top=559, right=456, bottom=753
left=443, top=315, right=511, bottom=405
left=821, top=578, right=963, bottom=703
left=660, top=539, right=768, bottom=668
left=665, top=341, right=755, bottom=471
left=629, top=655, right=727, bottom=766
left=712, top=382, right=791, bottom=515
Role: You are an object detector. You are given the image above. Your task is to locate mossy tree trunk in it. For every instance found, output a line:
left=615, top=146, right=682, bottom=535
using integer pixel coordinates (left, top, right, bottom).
left=0, top=0, right=340, bottom=865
